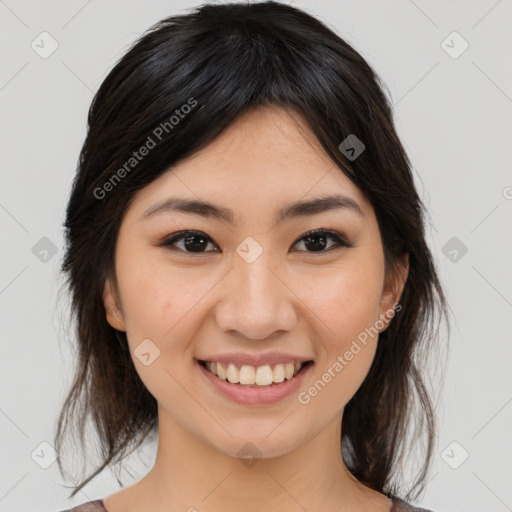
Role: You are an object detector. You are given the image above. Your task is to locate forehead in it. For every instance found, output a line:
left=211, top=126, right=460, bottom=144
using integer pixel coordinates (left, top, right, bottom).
left=128, top=105, right=372, bottom=224
left=176, top=106, right=357, bottom=188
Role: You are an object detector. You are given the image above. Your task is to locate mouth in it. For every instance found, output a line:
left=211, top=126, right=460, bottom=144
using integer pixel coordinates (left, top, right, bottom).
left=197, top=359, right=314, bottom=388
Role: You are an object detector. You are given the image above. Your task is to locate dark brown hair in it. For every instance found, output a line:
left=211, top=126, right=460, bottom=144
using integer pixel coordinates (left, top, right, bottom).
left=55, top=0, right=451, bottom=502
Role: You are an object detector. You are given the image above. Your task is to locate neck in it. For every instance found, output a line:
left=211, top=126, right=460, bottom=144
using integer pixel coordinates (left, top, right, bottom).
left=127, top=406, right=390, bottom=512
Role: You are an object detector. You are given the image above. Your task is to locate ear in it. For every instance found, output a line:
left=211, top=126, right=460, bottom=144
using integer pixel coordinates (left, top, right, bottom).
left=377, top=253, right=409, bottom=333
left=102, top=278, right=126, bottom=331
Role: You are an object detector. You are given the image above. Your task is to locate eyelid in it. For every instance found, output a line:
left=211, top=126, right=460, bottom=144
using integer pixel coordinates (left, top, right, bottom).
left=290, top=230, right=355, bottom=256
left=159, top=230, right=218, bottom=255
left=158, top=228, right=355, bottom=255
left=290, top=228, right=354, bottom=248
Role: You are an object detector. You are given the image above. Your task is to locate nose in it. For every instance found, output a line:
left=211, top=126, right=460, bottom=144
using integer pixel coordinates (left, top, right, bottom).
left=214, top=250, right=298, bottom=340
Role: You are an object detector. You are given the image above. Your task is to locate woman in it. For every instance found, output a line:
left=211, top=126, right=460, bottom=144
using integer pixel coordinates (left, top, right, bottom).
left=55, top=2, right=450, bottom=511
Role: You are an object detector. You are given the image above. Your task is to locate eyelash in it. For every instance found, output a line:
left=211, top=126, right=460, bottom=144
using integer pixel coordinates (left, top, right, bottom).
left=158, top=229, right=354, bottom=255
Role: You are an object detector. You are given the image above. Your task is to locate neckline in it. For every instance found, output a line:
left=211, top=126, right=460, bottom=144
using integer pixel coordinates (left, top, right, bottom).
left=97, top=496, right=405, bottom=512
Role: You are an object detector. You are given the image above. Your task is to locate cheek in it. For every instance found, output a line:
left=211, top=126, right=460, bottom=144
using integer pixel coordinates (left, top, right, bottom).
left=303, top=278, right=382, bottom=412
left=293, top=260, right=383, bottom=412
left=116, top=249, right=219, bottom=355
left=115, top=258, right=208, bottom=398
left=300, top=254, right=384, bottom=346
left=313, top=258, right=384, bottom=406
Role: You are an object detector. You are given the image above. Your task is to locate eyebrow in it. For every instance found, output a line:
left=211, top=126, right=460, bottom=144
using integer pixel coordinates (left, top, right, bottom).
left=139, top=194, right=365, bottom=224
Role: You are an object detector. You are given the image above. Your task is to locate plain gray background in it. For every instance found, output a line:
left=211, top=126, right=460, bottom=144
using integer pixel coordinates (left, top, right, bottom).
left=1, top=1, right=511, bottom=511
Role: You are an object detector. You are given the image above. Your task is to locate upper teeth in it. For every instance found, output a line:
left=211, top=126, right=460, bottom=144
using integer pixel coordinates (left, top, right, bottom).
left=205, top=361, right=303, bottom=386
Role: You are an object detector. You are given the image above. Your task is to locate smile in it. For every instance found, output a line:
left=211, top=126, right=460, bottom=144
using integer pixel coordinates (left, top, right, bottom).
left=200, top=360, right=308, bottom=387
left=197, top=359, right=314, bottom=405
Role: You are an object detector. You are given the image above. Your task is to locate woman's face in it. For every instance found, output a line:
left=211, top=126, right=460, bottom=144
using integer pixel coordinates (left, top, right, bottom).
left=103, top=105, right=407, bottom=460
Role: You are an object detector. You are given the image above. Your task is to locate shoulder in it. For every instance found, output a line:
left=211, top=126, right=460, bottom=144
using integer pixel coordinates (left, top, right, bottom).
left=392, top=496, right=435, bottom=512
left=57, top=499, right=107, bottom=512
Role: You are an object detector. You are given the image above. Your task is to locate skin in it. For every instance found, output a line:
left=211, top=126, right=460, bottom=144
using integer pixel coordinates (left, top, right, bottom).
left=102, top=105, right=408, bottom=512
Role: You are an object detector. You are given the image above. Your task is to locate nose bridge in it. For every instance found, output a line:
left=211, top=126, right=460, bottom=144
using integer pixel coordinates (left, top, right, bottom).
left=215, top=244, right=297, bottom=339
left=238, top=251, right=278, bottom=306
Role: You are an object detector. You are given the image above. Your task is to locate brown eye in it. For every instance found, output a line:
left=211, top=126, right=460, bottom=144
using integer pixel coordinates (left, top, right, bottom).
left=292, top=229, right=354, bottom=253
left=160, top=231, right=218, bottom=253
left=159, top=229, right=353, bottom=256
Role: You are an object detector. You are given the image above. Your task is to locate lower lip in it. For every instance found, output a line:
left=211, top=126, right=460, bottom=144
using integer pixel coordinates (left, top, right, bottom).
left=197, top=360, right=313, bottom=406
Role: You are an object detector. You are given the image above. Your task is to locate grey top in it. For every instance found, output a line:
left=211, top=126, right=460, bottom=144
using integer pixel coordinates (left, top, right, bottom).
left=57, top=496, right=434, bottom=512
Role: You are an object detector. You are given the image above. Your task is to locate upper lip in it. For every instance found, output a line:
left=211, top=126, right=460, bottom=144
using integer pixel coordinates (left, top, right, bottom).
left=196, top=351, right=314, bottom=368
